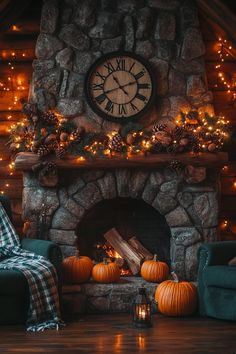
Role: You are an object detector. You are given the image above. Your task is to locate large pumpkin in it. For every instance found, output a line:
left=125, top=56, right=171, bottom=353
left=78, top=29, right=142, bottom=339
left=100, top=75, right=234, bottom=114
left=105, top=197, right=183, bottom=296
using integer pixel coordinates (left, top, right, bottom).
left=62, top=252, right=94, bottom=284
left=155, top=272, right=197, bottom=316
left=141, top=254, right=169, bottom=283
left=92, top=258, right=120, bottom=283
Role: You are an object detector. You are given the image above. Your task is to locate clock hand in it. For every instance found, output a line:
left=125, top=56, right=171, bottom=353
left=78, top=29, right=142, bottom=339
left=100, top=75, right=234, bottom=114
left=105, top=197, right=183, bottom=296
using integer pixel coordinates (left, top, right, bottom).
left=113, top=76, right=129, bottom=95
left=104, top=81, right=136, bottom=94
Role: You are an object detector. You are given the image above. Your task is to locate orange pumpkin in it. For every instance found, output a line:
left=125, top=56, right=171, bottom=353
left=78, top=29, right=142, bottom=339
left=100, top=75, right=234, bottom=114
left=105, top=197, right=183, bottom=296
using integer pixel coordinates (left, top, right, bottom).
left=155, top=272, right=198, bottom=316
left=92, top=258, right=120, bottom=283
left=62, top=252, right=94, bottom=284
left=140, top=254, right=169, bottom=283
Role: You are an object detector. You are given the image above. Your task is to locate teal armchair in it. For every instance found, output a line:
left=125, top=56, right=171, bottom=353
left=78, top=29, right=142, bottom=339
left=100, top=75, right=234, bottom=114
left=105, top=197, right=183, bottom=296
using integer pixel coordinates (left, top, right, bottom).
left=0, top=196, right=63, bottom=324
left=197, top=241, right=236, bottom=321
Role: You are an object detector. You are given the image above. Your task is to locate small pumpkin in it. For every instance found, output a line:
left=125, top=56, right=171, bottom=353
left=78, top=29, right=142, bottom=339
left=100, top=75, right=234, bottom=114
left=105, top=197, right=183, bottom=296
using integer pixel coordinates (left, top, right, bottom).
left=62, top=252, right=94, bottom=284
left=155, top=272, right=198, bottom=316
left=92, top=258, right=120, bottom=283
left=141, top=254, right=169, bottom=283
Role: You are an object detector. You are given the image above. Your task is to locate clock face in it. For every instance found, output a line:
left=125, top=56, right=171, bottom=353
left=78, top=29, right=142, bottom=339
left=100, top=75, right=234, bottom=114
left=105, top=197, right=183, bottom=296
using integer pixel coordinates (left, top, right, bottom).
left=85, top=52, right=156, bottom=123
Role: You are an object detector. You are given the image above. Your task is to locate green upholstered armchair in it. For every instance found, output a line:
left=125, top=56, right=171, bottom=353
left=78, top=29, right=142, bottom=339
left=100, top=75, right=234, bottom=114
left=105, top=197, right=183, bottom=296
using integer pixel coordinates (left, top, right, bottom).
left=0, top=196, right=63, bottom=324
left=197, top=241, right=236, bottom=321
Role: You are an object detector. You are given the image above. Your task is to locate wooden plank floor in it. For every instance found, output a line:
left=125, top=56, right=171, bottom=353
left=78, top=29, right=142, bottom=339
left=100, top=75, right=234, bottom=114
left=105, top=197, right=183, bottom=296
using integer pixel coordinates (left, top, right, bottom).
left=0, top=314, right=236, bottom=353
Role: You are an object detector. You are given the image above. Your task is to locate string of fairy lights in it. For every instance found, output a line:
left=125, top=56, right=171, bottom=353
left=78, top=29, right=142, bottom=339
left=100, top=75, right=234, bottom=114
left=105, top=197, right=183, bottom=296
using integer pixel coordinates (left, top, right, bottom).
left=0, top=50, right=28, bottom=194
left=215, top=37, right=236, bottom=104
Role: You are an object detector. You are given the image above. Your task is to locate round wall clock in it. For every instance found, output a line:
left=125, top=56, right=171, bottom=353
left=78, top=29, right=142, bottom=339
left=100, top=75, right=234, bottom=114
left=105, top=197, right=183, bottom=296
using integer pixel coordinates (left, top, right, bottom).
left=84, top=52, right=156, bottom=123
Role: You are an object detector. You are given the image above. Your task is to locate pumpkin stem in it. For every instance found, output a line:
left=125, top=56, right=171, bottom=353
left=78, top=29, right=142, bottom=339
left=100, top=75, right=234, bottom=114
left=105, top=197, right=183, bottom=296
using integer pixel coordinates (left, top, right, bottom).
left=171, top=271, right=179, bottom=282
left=103, top=258, right=109, bottom=265
left=153, top=254, right=158, bottom=262
left=75, top=250, right=80, bottom=258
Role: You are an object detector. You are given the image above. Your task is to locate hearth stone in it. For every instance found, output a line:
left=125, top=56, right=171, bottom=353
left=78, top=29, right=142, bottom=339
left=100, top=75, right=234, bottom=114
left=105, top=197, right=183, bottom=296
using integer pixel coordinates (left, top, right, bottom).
left=62, top=277, right=158, bottom=314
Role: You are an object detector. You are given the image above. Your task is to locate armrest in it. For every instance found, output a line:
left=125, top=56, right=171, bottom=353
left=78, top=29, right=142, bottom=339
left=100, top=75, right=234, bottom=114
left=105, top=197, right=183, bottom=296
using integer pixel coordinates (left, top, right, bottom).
left=197, top=241, right=236, bottom=315
left=198, top=241, right=236, bottom=268
left=21, top=238, right=62, bottom=274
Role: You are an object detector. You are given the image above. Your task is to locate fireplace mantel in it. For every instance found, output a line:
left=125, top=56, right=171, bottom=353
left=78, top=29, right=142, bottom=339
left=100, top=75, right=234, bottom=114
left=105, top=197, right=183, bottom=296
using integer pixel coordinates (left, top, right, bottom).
left=14, top=152, right=228, bottom=171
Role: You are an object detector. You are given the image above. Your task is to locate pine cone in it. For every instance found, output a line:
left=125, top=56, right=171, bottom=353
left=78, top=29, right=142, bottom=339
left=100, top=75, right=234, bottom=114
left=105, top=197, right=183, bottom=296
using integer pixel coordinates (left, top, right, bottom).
left=152, top=124, right=167, bottom=134
left=149, top=141, right=163, bottom=153
left=69, top=129, right=82, bottom=143
left=55, top=146, right=66, bottom=159
left=173, top=126, right=187, bottom=140
left=41, top=111, right=58, bottom=125
left=109, top=133, right=123, bottom=152
left=37, top=145, right=52, bottom=157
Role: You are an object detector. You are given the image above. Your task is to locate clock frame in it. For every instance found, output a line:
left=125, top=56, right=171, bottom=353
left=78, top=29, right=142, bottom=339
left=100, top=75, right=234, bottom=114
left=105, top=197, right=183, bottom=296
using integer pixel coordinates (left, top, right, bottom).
left=84, top=51, right=156, bottom=123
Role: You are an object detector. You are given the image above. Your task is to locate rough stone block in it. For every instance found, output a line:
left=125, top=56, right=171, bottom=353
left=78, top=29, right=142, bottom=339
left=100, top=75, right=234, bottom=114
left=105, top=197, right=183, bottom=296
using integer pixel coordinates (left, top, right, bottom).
left=168, top=68, right=186, bottom=96
left=74, top=0, right=97, bottom=28
left=152, top=192, right=178, bottom=215
left=129, top=170, right=149, bottom=199
left=34, top=89, right=56, bottom=112
left=193, top=193, right=218, bottom=227
left=89, top=12, right=121, bottom=39
left=170, top=58, right=205, bottom=74
left=101, top=36, right=123, bottom=54
left=65, top=198, right=85, bottom=219
left=187, top=75, right=207, bottom=98
left=150, top=58, right=169, bottom=96
left=73, top=182, right=102, bottom=209
left=40, top=0, right=59, bottom=34
left=56, top=48, right=73, bottom=70
left=155, top=40, right=174, bottom=61
left=148, top=0, right=180, bottom=10
left=136, top=7, right=154, bottom=39
left=59, top=24, right=90, bottom=50
left=160, top=180, right=180, bottom=197
left=57, top=98, right=84, bottom=117
left=136, top=40, right=153, bottom=59
left=49, top=229, right=77, bottom=246
left=124, top=16, right=135, bottom=51
left=97, top=173, right=117, bottom=199
left=116, top=169, right=132, bottom=197
left=36, top=34, right=64, bottom=59
left=185, top=242, right=201, bottom=280
left=155, top=11, right=176, bottom=40
left=171, top=227, right=202, bottom=246
left=52, top=207, right=78, bottom=229
left=142, top=171, right=163, bottom=204
left=181, top=28, right=205, bottom=61
left=23, top=187, right=59, bottom=219
left=74, top=52, right=93, bottom=74
left=165, top=206, right=192, bottom=227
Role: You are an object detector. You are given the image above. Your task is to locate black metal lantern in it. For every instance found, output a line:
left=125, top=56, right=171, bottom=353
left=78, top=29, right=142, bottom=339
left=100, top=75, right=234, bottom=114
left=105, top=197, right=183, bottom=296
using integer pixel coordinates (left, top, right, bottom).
left=133, top=288, right=152, bottom=328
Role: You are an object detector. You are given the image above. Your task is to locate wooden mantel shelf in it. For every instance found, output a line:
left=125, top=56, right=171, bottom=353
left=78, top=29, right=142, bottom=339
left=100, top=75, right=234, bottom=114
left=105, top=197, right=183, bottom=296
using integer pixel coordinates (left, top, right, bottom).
left=14, top=152, right=228, bottom=171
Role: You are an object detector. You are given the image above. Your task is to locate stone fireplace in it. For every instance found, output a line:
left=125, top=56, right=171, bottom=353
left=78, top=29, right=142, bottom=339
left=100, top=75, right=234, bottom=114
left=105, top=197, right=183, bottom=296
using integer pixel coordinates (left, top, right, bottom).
left=22, top=165, right=220, bottom=281
left=18, top=0, right=224, bottom=291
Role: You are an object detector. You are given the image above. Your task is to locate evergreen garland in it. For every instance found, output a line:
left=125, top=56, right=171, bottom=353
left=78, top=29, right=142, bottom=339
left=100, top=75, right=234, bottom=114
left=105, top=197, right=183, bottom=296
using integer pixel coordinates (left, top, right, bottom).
left=8, top=108, right=230, bottom=160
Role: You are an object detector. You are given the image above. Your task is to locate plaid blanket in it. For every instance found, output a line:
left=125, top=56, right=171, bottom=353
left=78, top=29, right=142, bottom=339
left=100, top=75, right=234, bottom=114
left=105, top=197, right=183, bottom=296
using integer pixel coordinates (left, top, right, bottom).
left=0, top=202, right=64, bottom=332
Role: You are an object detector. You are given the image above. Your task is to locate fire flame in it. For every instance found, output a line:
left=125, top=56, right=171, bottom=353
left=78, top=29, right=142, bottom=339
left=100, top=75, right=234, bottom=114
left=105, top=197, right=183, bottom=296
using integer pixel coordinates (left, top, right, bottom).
left=95, top=243, right=131, bottom=276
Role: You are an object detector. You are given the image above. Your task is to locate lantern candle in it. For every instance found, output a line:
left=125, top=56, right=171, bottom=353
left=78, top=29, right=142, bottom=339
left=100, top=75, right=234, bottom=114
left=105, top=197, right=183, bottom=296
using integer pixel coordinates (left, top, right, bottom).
left=133, top=288, right=152, bottom=328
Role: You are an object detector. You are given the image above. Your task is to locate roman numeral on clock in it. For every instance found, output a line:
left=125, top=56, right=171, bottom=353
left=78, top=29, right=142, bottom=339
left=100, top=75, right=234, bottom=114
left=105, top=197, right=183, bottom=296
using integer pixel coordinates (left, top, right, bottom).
left=104, top=61, right=115, bottom=74
left=134, top=70, right=146, bottom=80
left=105, top=100, right=114, bottom=113
left=95, top=71, right=106, bottom=81
left=95, top=93, right=106, bottom=104
left=116, top=58, right=126, bottom=71
left=119, top=104, right=126, bottom=115
left=138, top=83, right=150, bottom=89
left=91, top=83, right=104, bottom=91
left=130, top=102, right=139, bottom=111
left=135, top=93, right=147, bottom=102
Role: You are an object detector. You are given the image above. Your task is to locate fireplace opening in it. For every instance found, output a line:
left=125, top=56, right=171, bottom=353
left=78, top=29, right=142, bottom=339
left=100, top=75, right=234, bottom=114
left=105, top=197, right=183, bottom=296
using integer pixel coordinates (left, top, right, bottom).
left=76, top=198, right=171, bottom=275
